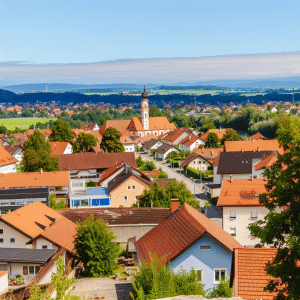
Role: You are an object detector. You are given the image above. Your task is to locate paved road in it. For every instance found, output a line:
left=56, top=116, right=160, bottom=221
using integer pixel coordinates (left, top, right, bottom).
left=137, top=153, right=208, bottom=207
left=71, top=278, right=134, bottom=300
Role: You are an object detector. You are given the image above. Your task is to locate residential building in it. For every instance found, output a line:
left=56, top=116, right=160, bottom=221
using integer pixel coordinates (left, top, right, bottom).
left=249, top=132, right=267, bottom=141
left=49, top=142, right=73, bottom=155
left=199, top=128, right=239, bottom=144
left=135, top=202, right=242, bottom=290
left=120, top=136, right=136, bottom=152
left=179, top=135, right=205, bottom=152
left=0, top=146, right=18, bottom=174
left=57, top=152, right=136, bottom=183
left=141, top=139, right=163, bottom=155
left=160, top=128, right=189, bottom=145
left=2, top=145, right=23, bottom=164
left=231, top=248, right=279, bottom=300
left=155, top=143, right=179, bottom=161
left=25, top=129, right=52, bottom=140
left=217, top=178, right=281, bottom=246
left=80, top=123, right=100, bottom=131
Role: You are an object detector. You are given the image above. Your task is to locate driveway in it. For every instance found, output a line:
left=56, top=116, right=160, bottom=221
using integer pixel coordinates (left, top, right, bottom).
left=137, top=153, right=208, bottom=207
left=70, top=278, right=134, bottom=300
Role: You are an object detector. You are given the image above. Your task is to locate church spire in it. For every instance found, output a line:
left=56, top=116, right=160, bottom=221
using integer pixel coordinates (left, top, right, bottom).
left=141, top=86, right=149, bottom=130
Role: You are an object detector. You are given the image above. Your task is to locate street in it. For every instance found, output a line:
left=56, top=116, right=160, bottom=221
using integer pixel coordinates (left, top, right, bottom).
left=136, top=153, right=208, bottom=207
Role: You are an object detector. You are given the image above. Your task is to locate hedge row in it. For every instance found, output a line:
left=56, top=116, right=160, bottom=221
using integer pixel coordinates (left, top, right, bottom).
left=186, top=167, right=213, bottom=181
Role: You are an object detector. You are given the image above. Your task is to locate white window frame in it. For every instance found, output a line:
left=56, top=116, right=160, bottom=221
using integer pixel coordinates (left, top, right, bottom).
left=194, top=269, right=202, bottom=282
left=230, top=210, right=236, bottom=219
left=213, top=269, right=227, bottom=284
left=127, top=186, right=132, bottom=190
left=230, top=227, right=236, bottom=236
left=251, top=209, right=258, bottom=219
left=132, top=186, right=136, bottom=190
left=124, top=196, right=128, bottom=201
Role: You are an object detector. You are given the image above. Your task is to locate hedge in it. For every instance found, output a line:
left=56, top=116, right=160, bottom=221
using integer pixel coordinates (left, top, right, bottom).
left=186, top=167, right=213, bottom=181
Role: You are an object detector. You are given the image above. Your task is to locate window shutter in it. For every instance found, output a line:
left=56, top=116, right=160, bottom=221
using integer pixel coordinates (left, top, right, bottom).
left=23, top=266, right=28, bottom=275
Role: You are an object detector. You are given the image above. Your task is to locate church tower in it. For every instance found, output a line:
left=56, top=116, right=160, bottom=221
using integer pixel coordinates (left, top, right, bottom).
left=141, top=86, right=149, bottom=130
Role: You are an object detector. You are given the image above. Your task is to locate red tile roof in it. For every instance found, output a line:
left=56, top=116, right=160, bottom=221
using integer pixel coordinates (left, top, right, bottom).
left=99, top=120, right=131, bottom=135
left=249, top=132, right=268, bottom=141
left=49, top=142, right=71, bottom=156
left=217, top=179, right=267, bottom=207
left=233, top=248, right=280, bottom=300
left=0, top=171, right=69, bottom=189
left=128, top=117, right=176, bottom=132
left=58, top=152, right=137, bottom=171
left=162, top=129, right=186, bottom=144
left=99, top=161, right=124, bottom=183
left=224, top=140, right=284, bottom=154
left=0, top=145, right=18, bottom=167
left=81, top=123, right=98, bottom=131
left=179, top=135, right=202, bottom=147
left=25, top=129, right=52, bottom=137
left=142, top=170, right=160, bottom=178
left=135, top=203, right=242, bottom=265
left=199, top=129, right=229, bottom=142
left=254, top=153, right=277, bottom=171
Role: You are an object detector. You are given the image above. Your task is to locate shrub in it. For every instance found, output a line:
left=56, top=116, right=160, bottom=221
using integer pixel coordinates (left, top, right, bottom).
left=86, top=181, right=96, bottom=187
left=136, top=156, right=145, bottom=168
left=207, top=279, right=232, bottom=298
left=158, top=171, right=168, bottom=179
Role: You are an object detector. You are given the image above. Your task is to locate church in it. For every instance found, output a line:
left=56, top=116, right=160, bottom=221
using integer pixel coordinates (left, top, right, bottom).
left=99, top=87, right=176, bottom=137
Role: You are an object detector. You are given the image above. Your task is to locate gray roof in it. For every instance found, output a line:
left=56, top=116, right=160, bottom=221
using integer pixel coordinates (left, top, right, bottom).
left=0, top=248, right=57, bottom=263
left=141, top=139, right=159, bottom=150
left=155, top=143, right=178, bottom=154
left=217, top=151, right=273, bottom=174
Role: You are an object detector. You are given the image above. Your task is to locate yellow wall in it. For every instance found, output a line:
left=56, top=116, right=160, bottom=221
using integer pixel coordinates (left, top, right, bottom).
left=110, top=176, right=150, bottom=207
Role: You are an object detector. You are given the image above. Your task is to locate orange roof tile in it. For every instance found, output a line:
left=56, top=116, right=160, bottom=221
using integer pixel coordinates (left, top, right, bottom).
left=162, top=129, right=186, bottom=144
left=49, top=142, right=71, bottom=156
left=142, top=170, right=160, bottom=178
left=233, top=248, right=281, bottom=300
left=99, top=120, right=131, bottom=135
left=99, top=161, right=124, bottom=183
left=179, top=135, right=202, bottom=147
left=217, top=179, right=268, bottom=207
left=0, top=145, right=18, bottom=167
left=254, top=153, right=277, bottom=171
left=25, top=129, right=52, bottom=137
left=0, top=171, right=70, bottom=189
left=225, top=139, right=284, bottom=154
left=135, top=203, right=242, bottom=266
left=128, top=117, right=176, bottom=132
left=249, top=132, right=268, bottom=141
left=0, top=202, right=65, bottom=238
left=120, top=136, right=136, bottom=144
left=199, top=129, right=229, bottom=142
left=0, top=271, right=7, bottom=278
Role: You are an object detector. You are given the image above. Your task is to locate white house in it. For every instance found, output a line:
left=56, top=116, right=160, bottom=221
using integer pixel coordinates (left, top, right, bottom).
left=155, top=143, right=179, bottom=160
left=179, top=135, right=205, bottom=152
left=120, top=136, right=136, bottom=152
left=0, top=146, right=17, bottom=174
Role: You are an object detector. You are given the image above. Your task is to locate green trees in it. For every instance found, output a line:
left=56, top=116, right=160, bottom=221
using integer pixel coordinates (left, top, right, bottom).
left=74, top=215, right=121, bottom=277
left=149, top=105, right=164, bottom=117
left=136, top=156, right=145, bottom=168
left=73, top=132, right=98, bottom=153
left=100, top=127, right=125, bottom=153
left=0, top=125, right=7, bottom=134
left=204, top=132, right=219, bottom=148
left=139, top=160, right=157, bottom=171
left=249, top=116, right=300, bottom=299
left=138, top=180, right=200, bottom=210
left=21, top=130, right=59, bottom=172
left=49, top=194, right=66, bottom=209
left=220, top=128, right=240, bottom=144
left=50, top=119, right=74, bottom=142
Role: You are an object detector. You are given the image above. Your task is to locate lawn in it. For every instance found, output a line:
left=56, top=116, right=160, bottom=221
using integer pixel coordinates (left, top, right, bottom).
left=0, top=118, right=55, bottom=130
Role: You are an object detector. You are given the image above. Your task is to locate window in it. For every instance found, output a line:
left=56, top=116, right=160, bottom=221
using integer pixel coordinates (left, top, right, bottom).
left=42, top=245, right=48, bottom=249
left=230, top=227, right=236, bottom=236
left=10, top=238, right=15, bottom=244
left=195, top=269, right=202, bottom=282
left=0, top=229, right=3, bottom=234
left=230, top=210, right=236, bottom=219
left=251, top=209, right=258, bottom=219
left=29, top=266, right=35, bottom=275
left=214, top=269, right=227, bottom=284
left=29, top=266, right=40, bottom=275
left=132, top=186, right=135, bottom=190
left=0, top=239, right=3, bottom=243
left=200, top=246, right=211, bottom=251
left=128, top=186, right=132, bottom=190
left=124, top=196, right=128, bottom=201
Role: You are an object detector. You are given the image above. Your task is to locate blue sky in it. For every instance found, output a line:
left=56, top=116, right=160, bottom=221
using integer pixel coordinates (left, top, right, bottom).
left=1, top=0, right=300, bottom=84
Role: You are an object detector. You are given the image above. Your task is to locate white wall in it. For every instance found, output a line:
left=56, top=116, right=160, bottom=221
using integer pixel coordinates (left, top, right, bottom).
left=188, top=157, right=211, bottom=171
left=0, top=272, right=8, bottom=295
left=213, top=166, right=222, bottom=184
left=63, top=143, right=73, bottom=154
left=8, top=263, right=41, bottom=280
left=222, top=206, right=282, bottom=246
left=35, top=238, right=58, bottom=250
left=100, top=168, right=124, bottom=188
left=124, top=144, right=135, bottom=152
left=0, top=163, right=17, bottom=174
left=0, top=221, right=31, bottom=249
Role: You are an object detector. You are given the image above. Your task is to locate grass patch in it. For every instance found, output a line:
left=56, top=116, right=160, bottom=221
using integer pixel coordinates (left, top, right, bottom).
left=0, top=118, right=55, bottom=130
left=112, top=268, right=127, bottom=277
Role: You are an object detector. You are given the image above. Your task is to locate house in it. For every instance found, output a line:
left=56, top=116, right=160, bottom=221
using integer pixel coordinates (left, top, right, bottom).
left=204, top=183, right=222, bottom=199
left=161, top=128, right=189, bottom=146
left=57, top=206, right=171, bottom=249
left=179, top=135, right=205, bottom=152
left=141, top=170, right=160, bottom=178
left=25, top=129, right=52, bottom=140
left=120, top=136, right=136, bottom=152
left=0, top=202, right=76, bottom=284
left=199, top=128, right=235, bottom=144
left=80, top=123, right=99, bottom=131
left=217, top=178, right=281, bottom=246
left=155, top=143, right=179, bottom=161
left=231, top=248, right=280, bottom=299
left=57, top=152, right=137, bottom=183
left=135, top=202, right=242, bottom=290
left=0, top=146, right=18, bottom=173
left=180, top=148, right=223, bottom=172
left=49, top=142, right=73, bottom=155
left=249, top=132, right=267, bottom=141
left=141, top=139, right=163, bottom=154
left=216, top=151, right=276, bottom=184
left=224, top=139, right=284, bottom=154
left=2, top=145, right=23, bottom=164
left=107, top=163, right=152, bottom=207
left=99, top=88, right=176, bottom=137
left=99, top=161, right=126, bottom=187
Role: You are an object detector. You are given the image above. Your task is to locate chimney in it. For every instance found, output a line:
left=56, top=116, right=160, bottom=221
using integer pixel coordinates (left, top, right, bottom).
left=219, top=126, right=221, bottom=133
left=252, top=139, right=255, bottom=143
left=257, top=147, right=260, bottom=152
left=171, top=199, right=179, bottom=214
left=40, top=168, right=43, bottom=174
left=230, top=175, right=233, bottom=182
left=241, top=149, right=244, bottom=153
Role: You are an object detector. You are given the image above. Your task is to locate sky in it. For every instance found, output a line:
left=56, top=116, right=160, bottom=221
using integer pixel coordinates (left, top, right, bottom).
left=1, top=0, right=300, bottom=84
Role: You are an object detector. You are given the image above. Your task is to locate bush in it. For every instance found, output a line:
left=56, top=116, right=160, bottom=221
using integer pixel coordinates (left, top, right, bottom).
left=210, top=197, right=219, bottom=206
left=49, top=194, right=66, bottom=209
left=131, top=254, right=205, bottom=300
left=158, top=171, right=168, bottom=179
left=207, top=279, right=232, bottom=298
left=86, top=181, right=96, bottom=187
left=136, top=156, right=145, bottom=168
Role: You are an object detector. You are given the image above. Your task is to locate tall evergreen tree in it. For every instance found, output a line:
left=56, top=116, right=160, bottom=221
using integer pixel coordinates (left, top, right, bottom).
left=205, top=132, right=219, bottom=148
left=21, top=130, right=59, bottom=172
left=100, top=127, right=125, bottom=153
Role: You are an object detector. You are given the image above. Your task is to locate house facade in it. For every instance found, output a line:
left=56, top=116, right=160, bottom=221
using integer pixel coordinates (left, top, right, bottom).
left=0, top=146, right=17, bottom=174
left=179, top=135, right=205, bottom=152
